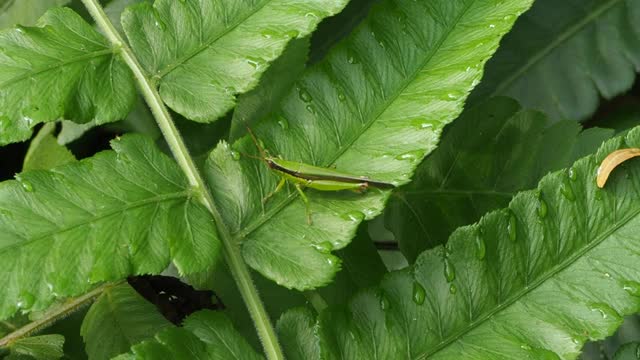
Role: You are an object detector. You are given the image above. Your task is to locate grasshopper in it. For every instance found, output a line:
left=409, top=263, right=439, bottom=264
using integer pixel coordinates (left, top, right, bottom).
left=245, top=128, right=395, bottom=224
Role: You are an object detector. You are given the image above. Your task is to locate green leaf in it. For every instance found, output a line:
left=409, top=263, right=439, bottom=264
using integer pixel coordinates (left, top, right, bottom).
left=80, top=283, right=172, bottom=360
left=118, top=311, right=262, bottom=360
left=23, top=123, right=75, bottom=172
left=104, top=0, right=142, bottom=36
left=471, top=0, right=640, bottom=121
left=205, top=0, right=534, bottom=290
left=121, top=0, right=349, bottom=123
left=0, top=0, right=69, bottom=28
left=275, top=125, right=640, bottom=359
left=8, top=334, right=64, bottom=360
left=229, top=37, right=310, bottom=142
left=385, top=97, right=614, bottom=262
left=0, top=8, right=136, bottom=145
left=0, top=134, right=220, bottom=320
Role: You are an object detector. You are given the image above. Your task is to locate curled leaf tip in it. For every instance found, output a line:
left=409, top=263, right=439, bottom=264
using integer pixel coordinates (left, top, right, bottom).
left=596, top=148, right=640, bottom=188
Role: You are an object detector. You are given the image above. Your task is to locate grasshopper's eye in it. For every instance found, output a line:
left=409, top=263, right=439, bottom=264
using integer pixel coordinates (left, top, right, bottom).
left=597, top=148, right=640, bottom=188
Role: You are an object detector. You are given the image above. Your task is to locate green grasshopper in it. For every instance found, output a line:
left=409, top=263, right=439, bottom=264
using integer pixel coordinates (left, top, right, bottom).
left=245, top=128, right=395, bottom=224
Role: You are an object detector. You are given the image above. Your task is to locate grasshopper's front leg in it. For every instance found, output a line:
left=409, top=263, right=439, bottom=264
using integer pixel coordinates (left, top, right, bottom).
left=263, top=177, right=286, bottom=205
left=294, top=182, right=313, bottom=225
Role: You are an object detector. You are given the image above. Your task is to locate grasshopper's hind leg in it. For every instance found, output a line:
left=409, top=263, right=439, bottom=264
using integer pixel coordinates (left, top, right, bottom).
left=294, top=183, right=313, bottom=225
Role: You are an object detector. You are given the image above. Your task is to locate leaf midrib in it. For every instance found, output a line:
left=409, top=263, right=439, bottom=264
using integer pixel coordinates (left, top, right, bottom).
left=491, top=0, right=623, bottom=96
left=153, top=0, right=270, bottom=80
left=417, top=190, right=638, bottom=359
left=0, top=190, right=191, bottom=255
left=232, top=1, right=476, bottom=242
left=0, top=48, right=114, bottom=88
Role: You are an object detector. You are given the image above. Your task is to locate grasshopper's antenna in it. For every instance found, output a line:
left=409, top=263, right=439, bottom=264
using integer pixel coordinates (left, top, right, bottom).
left=245, top=126, right=268, bottom=160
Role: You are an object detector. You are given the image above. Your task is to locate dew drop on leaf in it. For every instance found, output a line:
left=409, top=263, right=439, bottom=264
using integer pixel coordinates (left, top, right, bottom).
left=230, top=151, right=241, bottom=161
left=337, top=93, right=346, bottom=102
left=507, top=211, right=517, bottom=242
left=277, top=116, right=289, bottom=130
left=567, top=167, right=577, bottom=181
left=298, top=87, right=312, bottom=102
left=16, top=175, right=34, bottom=192
left=589, top=303, right=621, bottom=321
left=412, top=282, right=426, bottom=305
left=305, top=105, right=316, bottom=115
left=379, top=292, right=390, bottom=311
left=561, top=178, right=576, bottom=201
left=312, top=241, right=333, bottom=254
left=443, top=257, right=455, bottom=283
left=246, top=57, right=264, bottom=70
left=475, top=235, right=486, bottom=260
left=449, top=283, right=457, bottom=294
left=16, top=291, right=35, bottom=309
left=520, top=344, right=532, bottom=351
left=622, top=281, right=640, bottom=297
left=342, top=211, right=364, bottom=222
left=346, top=48, right=359, bottom=64
left=537, top=195, right=548, bottom=219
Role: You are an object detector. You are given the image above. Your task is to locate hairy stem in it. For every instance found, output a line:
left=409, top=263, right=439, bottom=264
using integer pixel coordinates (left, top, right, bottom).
left=79, top=1, right=284, bottom=359
left=0, top=283, right=118, bottom=348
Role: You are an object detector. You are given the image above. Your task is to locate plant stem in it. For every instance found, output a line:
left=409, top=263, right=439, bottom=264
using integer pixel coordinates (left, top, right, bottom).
left=79, top=1, right=284, bottom=359
left=0, top=283, right=116, bottom=348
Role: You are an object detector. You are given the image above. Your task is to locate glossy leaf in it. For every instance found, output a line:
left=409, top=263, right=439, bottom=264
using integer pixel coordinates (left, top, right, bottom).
left=205, top=0, right=534, bottom=290
left=0, top=0, right=69, bottom=28
left=385, top=97, right=614, bottom=262
left=116, top=311, right=262, bottom=360
left=121, top=0, right=349, bottom=123
left=22, top=123, right=75, bottom=172
left=0, top=135, right=220, bottom=320
left=0, top=8, right=136, bottom=145
left=80, top=283, right=172, bottom=360
left=472, top=0, right=640, bottom=121
left=275, top=124, right=640, bottom=359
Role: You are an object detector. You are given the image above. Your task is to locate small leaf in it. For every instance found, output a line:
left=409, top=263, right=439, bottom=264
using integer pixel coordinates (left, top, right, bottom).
left=122, top=0, right=349, bottom=123
left=119, top=311, right=262, bottom=359
left=22, top=123, right=75, bottom=171
left=0, top=8, right=136, bottom=145
left=9, top=334, right=64, bottom=360
left=0, top=134, right=220, bottom=320
left=80, top=283, right=172, bottom=360
left=472, top=0, right=640, bottom=121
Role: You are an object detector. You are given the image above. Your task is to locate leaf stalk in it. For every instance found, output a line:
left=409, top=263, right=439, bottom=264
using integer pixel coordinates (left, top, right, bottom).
left=79, top=1, right=284, bottom=358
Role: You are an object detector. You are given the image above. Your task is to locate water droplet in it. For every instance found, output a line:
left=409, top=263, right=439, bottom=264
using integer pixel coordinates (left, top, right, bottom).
left=312, top=241, right=333, bottom=254
left=395, top=150, right=425, bottom=162
left=246, top=57, right=264, bottom=69
left=285, top=30, right=299, bottom=39
left=567, top=167, right=577, bottom=181
left=622, top=281, right=640, bottom=297
left=537, top=194, right=548, bottom=219
left=561, top=178, right=576, bottom=201
left=16, top=175, right=34, bottom=192
left=475, top=235, right=486, bottom=260
left=443, top=258, right=455, bottom=283
left=449, top=283, right=457, bottom=294
left=507, top=211, right=517, bottom=242
left=16, top=291, right=35, bottom=309
left=277, top=116, right=289, bottom=130
left=230, top=151, right=241, bottom=161
left=326, top=257, right=335, bottom=266
left=338, top=93, right=346, bottom=102
left=305, top=12, right=318, bottom=19
left=589, top=303, right=621, bottom=320
left=342, top=211, right=364, bottom=222
left=346, top=48, right=359, bottom=64
left=520, top=344, right=532, bottom=351
left=489, top=24, right=496, bottom=28
left=298, top=87, right=312, bottom=102
left=412, top=282, right=426, bottom=305
left=305, top=105, right=316, bottom=115
left=260, top=29, right=278, bottom=39
left=379, top=292, right=390, bottom=310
